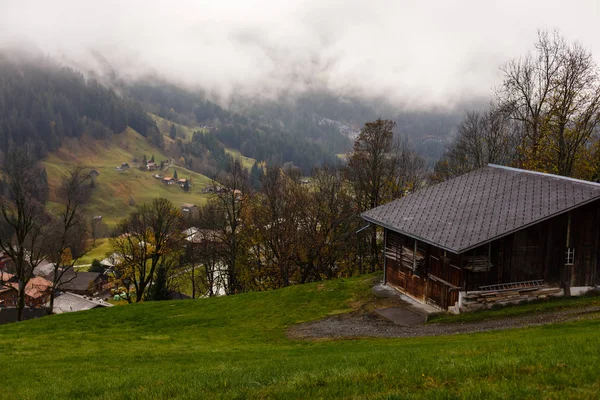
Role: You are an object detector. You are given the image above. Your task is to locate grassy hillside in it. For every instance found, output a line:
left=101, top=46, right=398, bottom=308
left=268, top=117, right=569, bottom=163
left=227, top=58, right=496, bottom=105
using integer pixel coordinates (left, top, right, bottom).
left=42, top=128, right=212, bottom=228
left=1, top=275, right=600, bottom=399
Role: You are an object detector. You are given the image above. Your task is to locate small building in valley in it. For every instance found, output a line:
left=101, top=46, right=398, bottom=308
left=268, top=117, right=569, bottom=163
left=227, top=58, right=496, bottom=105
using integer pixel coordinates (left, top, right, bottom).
left=362, top=165, right=600, bottom=312
left=181, top=203, right=199, bottom=219
left=48, top=271, right=108, bottom=296
left=52, top=292, right=113, bottom=314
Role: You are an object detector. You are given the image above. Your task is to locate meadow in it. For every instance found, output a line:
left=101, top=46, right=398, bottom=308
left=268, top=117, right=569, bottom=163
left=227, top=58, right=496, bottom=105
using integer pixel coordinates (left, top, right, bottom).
left=1, top=274, right=599, bottom=399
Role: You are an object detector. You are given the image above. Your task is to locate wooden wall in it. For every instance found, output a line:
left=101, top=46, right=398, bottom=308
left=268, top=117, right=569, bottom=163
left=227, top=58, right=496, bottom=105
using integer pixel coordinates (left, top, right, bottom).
left=384, top=199, right=600, bottom=309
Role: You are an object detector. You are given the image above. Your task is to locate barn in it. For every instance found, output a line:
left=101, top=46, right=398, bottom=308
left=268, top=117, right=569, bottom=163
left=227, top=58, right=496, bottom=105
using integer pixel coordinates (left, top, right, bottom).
left=362, top=164, right=600, bottom=312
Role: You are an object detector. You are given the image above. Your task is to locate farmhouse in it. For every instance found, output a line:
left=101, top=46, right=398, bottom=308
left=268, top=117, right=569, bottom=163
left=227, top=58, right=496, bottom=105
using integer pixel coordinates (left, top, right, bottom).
left=48, top=271, right=108, bottom=296
left=163, top=176, right=175, bottom=185
left=0, top=273, right=52, bottom=308
left=362, top=165, right=600, bottom=312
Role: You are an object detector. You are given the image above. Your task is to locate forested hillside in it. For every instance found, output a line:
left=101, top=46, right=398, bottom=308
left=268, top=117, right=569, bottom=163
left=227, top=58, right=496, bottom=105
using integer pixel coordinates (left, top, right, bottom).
left=0, top=54, right=162, bottom=160
left=128, top=82, right=342, bottom=172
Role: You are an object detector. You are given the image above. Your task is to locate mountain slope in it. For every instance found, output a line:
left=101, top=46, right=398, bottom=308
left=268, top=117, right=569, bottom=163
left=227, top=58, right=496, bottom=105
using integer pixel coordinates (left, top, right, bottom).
left=1, top=275, right=599, bottom=399
left=43, top=127, right=212, bottom=228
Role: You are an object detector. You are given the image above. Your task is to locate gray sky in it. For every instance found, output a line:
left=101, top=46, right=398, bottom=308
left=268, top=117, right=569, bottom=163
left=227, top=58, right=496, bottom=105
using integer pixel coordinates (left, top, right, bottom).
left=1, top=0, right=599, bottom=108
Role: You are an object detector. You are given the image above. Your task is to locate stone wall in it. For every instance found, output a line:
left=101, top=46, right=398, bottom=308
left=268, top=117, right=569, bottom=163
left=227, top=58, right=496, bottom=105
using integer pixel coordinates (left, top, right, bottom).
left=459, top=287, right=563, bottom=312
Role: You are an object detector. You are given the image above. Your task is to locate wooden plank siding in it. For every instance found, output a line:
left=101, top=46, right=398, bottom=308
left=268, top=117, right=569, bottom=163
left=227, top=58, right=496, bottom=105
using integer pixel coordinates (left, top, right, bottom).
left=383, top=199, right=600, bottom=310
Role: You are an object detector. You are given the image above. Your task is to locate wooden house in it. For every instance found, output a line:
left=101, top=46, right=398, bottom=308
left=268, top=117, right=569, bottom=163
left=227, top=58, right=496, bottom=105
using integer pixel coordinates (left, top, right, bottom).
left=0, top=273, right=52, bottom=308
left=362, top=165, right=600, bottom=312
left=163, top=176, right=175, bottom=185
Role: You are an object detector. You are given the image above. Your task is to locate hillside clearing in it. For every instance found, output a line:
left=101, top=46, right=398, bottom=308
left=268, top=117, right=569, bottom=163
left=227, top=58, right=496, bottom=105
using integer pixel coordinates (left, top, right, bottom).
left=42, top=128, right=212, bottom=228
left=1, top=275, right=600, bottom=399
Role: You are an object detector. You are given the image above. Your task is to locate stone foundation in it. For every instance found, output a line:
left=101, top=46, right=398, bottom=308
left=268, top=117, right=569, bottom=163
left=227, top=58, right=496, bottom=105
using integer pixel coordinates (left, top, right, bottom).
left=459, top=286, right=564, bottom=312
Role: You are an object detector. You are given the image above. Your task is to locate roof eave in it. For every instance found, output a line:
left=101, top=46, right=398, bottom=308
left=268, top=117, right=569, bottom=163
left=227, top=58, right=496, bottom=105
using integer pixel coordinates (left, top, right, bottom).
left=360, top=213, right=460, bottom=254
left=363, top=194, right=600, bottom=255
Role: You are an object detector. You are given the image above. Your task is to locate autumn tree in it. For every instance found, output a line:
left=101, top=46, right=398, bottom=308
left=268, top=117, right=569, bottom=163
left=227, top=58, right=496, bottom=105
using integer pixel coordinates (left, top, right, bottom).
left=109, top=198, right=182, bottom=302
left=0, top=149, right=50, bottom=321
left=244, top=166, right=302, bottom=288
left=294, top=165, right=359, bottom=281
left=346, top=119, right=399, bottom=272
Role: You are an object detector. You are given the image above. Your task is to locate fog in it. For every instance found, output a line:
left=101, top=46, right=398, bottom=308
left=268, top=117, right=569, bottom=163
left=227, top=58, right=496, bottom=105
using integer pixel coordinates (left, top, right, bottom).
left=1, top=0, right=599, bottom=109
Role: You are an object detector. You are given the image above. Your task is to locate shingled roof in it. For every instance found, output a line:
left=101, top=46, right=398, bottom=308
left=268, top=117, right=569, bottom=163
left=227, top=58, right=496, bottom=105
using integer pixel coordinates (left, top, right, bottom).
left=362, top=165, right=600, bottom=254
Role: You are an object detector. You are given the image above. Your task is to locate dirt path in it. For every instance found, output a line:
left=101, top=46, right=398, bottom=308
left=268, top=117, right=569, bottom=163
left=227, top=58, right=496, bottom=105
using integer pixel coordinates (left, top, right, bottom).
left=289, top=305, right=600, bottom=340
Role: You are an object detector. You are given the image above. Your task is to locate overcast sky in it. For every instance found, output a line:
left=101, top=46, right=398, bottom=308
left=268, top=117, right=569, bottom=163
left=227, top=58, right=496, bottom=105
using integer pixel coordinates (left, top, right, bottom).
left=1, top=0, right=599, bottom=108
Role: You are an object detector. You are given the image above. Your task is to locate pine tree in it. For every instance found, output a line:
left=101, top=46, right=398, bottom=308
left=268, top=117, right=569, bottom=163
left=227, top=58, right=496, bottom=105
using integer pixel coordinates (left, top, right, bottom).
left=173, top=169, right=178, bottom=181
left=170, top=124, right=177, bottom=139
left=150, top=154, right=155, bottom=163
left=148, top=264, right=170, bottom=301
left=183, top=180, right=190, bottom=192
left=142, top=154, right=147, bottom=165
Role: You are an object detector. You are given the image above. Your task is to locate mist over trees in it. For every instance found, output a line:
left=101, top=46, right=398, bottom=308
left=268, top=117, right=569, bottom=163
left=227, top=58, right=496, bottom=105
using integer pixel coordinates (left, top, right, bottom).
left=0, top=54, right=162, bottom=161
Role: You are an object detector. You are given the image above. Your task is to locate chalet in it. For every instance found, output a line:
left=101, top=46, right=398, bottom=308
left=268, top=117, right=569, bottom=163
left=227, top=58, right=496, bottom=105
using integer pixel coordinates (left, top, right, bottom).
left=362, top=165, right=600, bottom=312
left=146, top=162, right=158, bottom=170
left=163, top=176, right=175, bottom=185
left=178, top=178, right=187, bottom=187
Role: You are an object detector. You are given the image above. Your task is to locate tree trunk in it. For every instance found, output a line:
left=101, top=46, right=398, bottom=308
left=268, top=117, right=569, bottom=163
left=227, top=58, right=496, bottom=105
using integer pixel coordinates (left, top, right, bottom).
left=47, top=290, right=56, bottom=315
left=17, top=279, right=25, bottom=322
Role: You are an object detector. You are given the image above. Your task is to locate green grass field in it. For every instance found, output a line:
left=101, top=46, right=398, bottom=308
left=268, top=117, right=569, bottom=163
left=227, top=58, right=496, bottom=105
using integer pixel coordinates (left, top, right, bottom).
left=75, top=238, right=113, bottom=266
left=1, top=274, right=600, bottom=399
left=42, top=128, right=212, bottom=229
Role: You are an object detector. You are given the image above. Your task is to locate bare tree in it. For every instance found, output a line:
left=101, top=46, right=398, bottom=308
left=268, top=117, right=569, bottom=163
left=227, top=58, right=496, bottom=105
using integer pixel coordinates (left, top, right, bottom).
left=295, top=165, right=358, bottom=281
left=394, top=136, right=428, bottom=194
left=246, top=166, right=302, bottom=288
left=45, top=166, right=90, bottom=314
left=497, top=29, right=564, bottom=168
left=496, top=29, right=600, bottom=177
left=209, top=160, right=251, bottom=294
left=0, top=149, right=49, bottom=321
left=432, top=110, right=519, bottom=182
left=346, top=119, right=399, bottom=272
left=109, top=198, right=182, bottom=302
left=546, top=41, right=600, bottom=176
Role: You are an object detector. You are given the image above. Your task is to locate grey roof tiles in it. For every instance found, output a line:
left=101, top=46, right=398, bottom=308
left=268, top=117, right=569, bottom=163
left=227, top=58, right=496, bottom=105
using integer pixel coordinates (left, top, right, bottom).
left=362, top=165, right=600, bottom=254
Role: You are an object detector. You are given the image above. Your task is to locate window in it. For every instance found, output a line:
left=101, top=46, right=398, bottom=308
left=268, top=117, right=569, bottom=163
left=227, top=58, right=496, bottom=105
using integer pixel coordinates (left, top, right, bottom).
left=566, top=248, right=575, bottom=265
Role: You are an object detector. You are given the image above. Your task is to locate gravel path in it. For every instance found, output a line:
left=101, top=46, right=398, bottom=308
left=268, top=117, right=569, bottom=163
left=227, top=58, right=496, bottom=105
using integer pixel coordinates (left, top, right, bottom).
left=289, top=305, right=600, bottom=340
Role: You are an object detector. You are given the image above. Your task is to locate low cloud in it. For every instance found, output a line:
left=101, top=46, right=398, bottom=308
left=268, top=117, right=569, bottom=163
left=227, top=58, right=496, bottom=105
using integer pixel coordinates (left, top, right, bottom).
left=1, top=0, right=599, bottom=109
